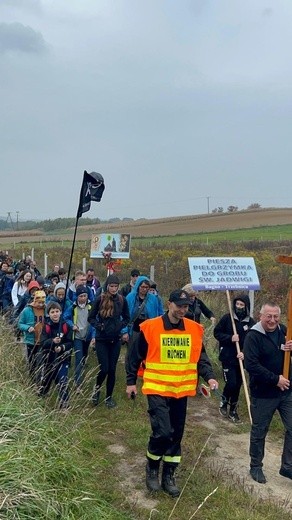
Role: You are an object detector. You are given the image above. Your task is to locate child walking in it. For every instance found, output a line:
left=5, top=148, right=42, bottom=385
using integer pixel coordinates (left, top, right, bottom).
left=39, top=302, right=73, bottom=410
left=18, top=290, right=46, bottom=383
left=63, top=285, right=95, bottom=392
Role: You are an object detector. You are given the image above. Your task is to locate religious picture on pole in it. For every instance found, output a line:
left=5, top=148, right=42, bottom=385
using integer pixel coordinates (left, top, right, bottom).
left=90, top=233, right=131, bottom=259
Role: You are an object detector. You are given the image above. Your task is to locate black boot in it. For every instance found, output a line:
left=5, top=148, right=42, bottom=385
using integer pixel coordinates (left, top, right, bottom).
left=92, top=386, right=100, bottom=406
left=146, top=461, right=160, bottom=492
left=161, top=464, right=180, bottom=497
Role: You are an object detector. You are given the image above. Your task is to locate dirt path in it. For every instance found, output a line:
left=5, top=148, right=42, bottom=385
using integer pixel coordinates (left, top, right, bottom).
left=107, top=395, right=292, bottom=514
left=187, top=395, right=292, bottom=513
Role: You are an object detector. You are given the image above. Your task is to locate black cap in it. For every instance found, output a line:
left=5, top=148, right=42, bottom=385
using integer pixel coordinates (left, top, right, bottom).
left=168, top=290, right=192, bottom=306
left=131, top=269, right=140, bottom=276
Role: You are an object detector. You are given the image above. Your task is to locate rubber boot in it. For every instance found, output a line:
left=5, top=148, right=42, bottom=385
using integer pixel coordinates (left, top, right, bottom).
left=161, top=464, right=180, bottom=497
left=146, top=461, right=160, bottom=492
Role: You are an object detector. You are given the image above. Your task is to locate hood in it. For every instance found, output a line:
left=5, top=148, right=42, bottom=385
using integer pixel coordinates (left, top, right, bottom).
left=27, top=280, right=40, bottom=293
left=250, top=322, right=267, bottom=334
left=69, top=281, right=76, bottom=292
left=233, top=294, right=250, bottom=313
left=54, top=282, right=66, bottom=296
left=131, top=275, right=150, bottom=298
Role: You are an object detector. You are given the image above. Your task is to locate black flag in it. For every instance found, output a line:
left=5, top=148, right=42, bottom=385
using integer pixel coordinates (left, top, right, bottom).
left=77, top=171, right=105, bottom=218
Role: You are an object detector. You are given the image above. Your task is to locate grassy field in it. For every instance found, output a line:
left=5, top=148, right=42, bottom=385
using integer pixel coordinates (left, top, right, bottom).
left=133, top=224, right=292, bottom=246
left=1, top=224, right=292, bottom=250
left=1, top=207, right=292, bottom=249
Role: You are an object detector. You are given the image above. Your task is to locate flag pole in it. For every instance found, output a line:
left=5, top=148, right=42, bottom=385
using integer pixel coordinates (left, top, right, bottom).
left=61, top=170, right=105, bottom=313
left=64, top=213, right=79, bottom=302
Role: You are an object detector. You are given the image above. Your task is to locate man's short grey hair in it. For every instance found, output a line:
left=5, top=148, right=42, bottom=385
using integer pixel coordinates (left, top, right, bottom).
left=260, top=302, right=281, bottom=314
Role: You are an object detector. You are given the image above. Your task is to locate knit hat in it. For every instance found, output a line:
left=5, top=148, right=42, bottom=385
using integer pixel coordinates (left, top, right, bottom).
left=36, top=275, right=45, bottom=286
left=54, top=282, right=66, bottom=296
left=27, top=281, right=40, bottom=293
left=169, top=290, right=192, bottom=306
left=33, top=290, right=46, bottom=305
left=106, top=274, right=120, bottom=285
left=131, top=269, right=140, bottom=277
left=182, top=283, right=197, bottom=296
left=76, top=285, right=89, bottom=298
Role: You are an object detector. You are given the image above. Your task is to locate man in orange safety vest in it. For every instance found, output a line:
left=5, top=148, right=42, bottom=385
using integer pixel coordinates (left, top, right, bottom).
left=126, top=289, right=218, bottom=497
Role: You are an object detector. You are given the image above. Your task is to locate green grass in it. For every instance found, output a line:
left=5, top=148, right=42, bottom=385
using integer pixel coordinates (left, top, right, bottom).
left=1, top=317, right=291, bottom=520
left=133, top=224, right=292, bottom=246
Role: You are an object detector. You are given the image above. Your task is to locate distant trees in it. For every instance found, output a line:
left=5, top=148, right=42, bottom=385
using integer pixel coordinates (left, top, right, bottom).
left=40, top=217, right=101, bottom=231
left=227, top=205, right=238, bottom=212
left=247, top=203, right=261, bottom=210
left=211, top=207, right=224, bottom=214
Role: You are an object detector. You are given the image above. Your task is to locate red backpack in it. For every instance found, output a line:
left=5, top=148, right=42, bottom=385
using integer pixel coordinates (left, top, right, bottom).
left=45, top=322, right=69, bottom=336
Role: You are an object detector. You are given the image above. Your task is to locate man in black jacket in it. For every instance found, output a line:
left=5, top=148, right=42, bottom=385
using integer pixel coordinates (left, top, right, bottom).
left=243, top=302, right=292, bottom=484
left=120, top=269, right=140, bottom=297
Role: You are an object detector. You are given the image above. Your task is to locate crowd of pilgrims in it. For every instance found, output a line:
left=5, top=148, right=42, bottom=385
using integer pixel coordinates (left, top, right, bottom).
left=0, top=252, right=168, bottom=410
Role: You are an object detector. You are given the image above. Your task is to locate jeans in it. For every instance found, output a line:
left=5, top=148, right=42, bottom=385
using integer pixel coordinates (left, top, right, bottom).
left=40, top=360, right=70, bottom=405
left=73, top=338, right=90, bottom=386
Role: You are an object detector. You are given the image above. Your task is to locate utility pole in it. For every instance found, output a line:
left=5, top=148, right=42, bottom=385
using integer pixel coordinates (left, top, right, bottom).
left=206, top=196, right=210, bottom=214
left=6, top=212, right=13, bottom=229
left=16, top=211, right=19, bottom=231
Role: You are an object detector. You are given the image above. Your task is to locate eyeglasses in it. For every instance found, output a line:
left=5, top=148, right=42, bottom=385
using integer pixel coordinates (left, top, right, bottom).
left=7, top=272, right=14, bottom=275
left=140, top=285, right=149, bottom=290
left=132, top=274, right=139, bottom=277
left=262, top=314, right=280, bottom=320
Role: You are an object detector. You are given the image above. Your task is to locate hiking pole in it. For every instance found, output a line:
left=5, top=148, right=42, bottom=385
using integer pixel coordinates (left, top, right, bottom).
left=277, top=255, right=292, bottom=379
left=226, top=290, right=252, bottom=424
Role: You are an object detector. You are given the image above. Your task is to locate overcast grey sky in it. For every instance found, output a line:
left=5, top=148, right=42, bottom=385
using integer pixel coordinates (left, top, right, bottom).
left=1, top=0, right=292, bottom=222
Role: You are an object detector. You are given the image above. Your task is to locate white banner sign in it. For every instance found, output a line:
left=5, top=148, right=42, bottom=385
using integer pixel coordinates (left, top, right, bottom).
left=188, top=257, right=260, bottom=291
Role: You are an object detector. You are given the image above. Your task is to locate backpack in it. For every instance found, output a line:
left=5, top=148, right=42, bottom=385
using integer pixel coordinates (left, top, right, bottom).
left=45, top=322, right=68, bottom=336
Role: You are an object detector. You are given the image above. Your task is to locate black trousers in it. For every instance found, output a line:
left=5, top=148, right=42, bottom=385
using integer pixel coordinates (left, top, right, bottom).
left=250, top=392, right=292, bottom=470
left=95, top=339, right=121, bottom=398
left=146, top=394, right=187, bottom=467
left=221, top=363, right=242, bottom=408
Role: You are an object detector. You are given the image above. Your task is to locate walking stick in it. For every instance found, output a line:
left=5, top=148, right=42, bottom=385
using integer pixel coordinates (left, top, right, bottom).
left=226, top=290, right=252, bottom=424
left=277, top=256, right=292, bottom=378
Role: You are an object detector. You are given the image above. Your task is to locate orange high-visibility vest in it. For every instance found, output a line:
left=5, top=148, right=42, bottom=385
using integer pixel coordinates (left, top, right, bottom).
left=140, top=317, right=204, bottom=398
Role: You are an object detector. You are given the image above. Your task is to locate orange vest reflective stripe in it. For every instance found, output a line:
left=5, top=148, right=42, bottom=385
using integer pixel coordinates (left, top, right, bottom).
left=140, top=316, right=204, bottom=398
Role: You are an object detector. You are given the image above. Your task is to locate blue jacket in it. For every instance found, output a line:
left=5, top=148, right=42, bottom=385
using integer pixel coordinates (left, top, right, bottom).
left=125, top=276, right=159, bottom=337
left=63, top=302, right=95, bottom=341
left=18, top=305, right=46, bottom=345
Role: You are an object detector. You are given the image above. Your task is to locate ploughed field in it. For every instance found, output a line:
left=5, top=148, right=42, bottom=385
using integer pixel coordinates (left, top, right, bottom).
left=1, top=207, right=292, bottom=243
